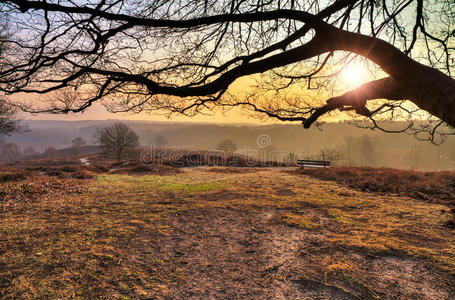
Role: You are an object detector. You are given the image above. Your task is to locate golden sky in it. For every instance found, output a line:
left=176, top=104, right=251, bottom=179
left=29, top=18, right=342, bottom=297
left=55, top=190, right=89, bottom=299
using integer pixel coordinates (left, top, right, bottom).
left=18, top=59, right=372, bottom=124
left=20, top=102, right=268, bottom=124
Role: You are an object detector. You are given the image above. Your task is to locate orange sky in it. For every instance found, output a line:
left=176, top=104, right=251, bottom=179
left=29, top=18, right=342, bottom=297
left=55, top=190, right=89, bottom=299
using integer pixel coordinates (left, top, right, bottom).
left=18, top=59, right=373, bottom=124
left=20, top=102, right=269, bottom=124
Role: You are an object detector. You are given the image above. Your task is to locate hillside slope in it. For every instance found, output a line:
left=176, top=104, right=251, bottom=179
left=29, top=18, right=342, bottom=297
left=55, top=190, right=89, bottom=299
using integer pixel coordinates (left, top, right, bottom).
left=1, top=168, right=454, bottom=299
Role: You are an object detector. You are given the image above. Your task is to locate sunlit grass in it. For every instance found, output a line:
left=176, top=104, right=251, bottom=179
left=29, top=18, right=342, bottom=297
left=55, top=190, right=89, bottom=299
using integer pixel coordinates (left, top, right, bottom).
left=276, top=213, right=319, bottom=230
left=95, top=174, right=227, bottom=191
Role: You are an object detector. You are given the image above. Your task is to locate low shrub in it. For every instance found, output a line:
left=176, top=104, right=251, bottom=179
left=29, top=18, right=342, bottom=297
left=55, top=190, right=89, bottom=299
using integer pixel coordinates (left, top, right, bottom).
left=294, top=167, right=455, bottom=207
left=0, top=172, right=26, bottom=182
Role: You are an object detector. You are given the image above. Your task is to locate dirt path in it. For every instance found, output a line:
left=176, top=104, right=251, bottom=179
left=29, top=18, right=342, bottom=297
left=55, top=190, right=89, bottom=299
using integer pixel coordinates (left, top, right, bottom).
left=137, top=207, right=452, bottom=299
left=79, top=157, right=91, bottom=165
left=147, top=207, right=368, bottom=299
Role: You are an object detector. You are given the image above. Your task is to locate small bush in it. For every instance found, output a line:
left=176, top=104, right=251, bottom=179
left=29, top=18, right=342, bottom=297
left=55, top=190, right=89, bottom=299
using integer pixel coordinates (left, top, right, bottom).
left=45, top=170, right=67, bottom=178
left=91, top=164, right=109, bottom=173
left=0, top=172, right=26, bottom=182
left=71, top=170, right=94, bottom=179
left=113, top=163, right=183, bottom=175
left=60, top=166, right=77, bottom=173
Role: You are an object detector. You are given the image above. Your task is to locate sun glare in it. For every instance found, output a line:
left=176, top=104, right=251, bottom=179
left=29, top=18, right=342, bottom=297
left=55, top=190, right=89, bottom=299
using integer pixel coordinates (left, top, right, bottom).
left=340, top=62, right=369, bottom=88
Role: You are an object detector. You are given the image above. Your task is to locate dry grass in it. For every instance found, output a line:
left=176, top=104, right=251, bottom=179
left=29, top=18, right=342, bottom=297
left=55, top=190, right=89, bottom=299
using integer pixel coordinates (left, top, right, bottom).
left=275, top=213, right=320, bottom=230
left=1, top=167, right=454, bottom=298
left=293, top=167, right=455, bottom=207
left=111, top=163, right=183, bottom=176
left=4, top=157, right=84, bottom=168
left=0, top=172, right=86, bottom=208
left=203, top=167, right=264, bottom=174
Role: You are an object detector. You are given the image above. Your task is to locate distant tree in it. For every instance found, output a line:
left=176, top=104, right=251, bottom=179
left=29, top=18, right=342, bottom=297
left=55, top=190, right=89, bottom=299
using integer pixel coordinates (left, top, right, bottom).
left=72, top=137, right=86, bottom=148
left=44, top=146, right=58, bottom=159
left=447, top=140, right=455, bottom=170
left=94, top=123, right=139, bottom=161
left=312, top=147, right=342, bottom=162
left=71, top=137, right=87, bottom=156
left=0, top=138, right=21, bottom=161
left=358, top=135, right=378, bottom=166
left=287, top=151, right=308, bottom=165
left=23, top=146, right=39, bottom=158
left=216, top=139, right=238, bottom=154
left=343, top=135, right=355, bottom=166
left=152, top=134, right=168, bottom=148
left=288, top=152, right=297, bottom=164
left=258, top=144, right=276, bottom=162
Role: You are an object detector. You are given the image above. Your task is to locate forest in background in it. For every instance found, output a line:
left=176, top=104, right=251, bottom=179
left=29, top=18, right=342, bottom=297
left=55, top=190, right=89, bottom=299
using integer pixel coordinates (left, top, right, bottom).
left=1, top=120, right=454, bottom=171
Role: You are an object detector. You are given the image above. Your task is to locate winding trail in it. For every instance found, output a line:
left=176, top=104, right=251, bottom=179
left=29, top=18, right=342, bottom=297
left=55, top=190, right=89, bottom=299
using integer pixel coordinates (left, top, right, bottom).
left=79, top=157, right=91, bottom=166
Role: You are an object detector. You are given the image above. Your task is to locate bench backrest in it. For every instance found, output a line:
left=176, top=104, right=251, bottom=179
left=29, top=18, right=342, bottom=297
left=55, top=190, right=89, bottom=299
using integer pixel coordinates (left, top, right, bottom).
left=297, top=160, right=330, bottom=167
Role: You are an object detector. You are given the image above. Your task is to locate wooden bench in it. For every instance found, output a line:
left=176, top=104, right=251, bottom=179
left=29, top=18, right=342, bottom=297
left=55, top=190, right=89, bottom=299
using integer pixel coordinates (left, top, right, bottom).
left=297, top=159, right=330, bottom=168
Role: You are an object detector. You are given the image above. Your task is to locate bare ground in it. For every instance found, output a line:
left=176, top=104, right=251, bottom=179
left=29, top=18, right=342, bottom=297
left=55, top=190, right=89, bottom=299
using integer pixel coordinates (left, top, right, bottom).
left=126, top=206, right=453, bottom=299
left=1, top=167, right=455, bottom=299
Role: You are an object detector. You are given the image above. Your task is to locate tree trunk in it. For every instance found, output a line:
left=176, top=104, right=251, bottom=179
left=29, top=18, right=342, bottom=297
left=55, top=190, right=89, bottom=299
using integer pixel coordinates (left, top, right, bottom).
left=401, top=66, right=455, bottom=127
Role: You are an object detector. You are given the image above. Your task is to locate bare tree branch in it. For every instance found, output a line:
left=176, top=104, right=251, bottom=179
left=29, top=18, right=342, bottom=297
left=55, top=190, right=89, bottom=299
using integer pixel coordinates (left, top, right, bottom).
left=0, top=0, right=453, bottom=143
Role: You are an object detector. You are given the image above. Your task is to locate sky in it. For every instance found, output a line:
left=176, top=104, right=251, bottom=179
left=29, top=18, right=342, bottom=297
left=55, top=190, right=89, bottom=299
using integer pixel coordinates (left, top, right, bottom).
left=20, top=101, right=268, bottom=124
left=13, top=50, right=382, bottom=125
left=6, top=1, right=397, bottom=125
left=18, top=59, right=372, bottom=124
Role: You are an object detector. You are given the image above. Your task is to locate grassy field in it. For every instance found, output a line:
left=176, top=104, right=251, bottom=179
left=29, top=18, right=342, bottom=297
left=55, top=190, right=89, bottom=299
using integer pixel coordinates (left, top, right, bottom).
left=1, top=166, right=455, bottom=299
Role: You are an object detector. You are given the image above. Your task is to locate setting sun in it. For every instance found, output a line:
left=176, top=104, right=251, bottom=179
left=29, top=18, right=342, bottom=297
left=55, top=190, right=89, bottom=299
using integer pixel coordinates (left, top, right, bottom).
left=340, top=61, right=369, bottom=87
